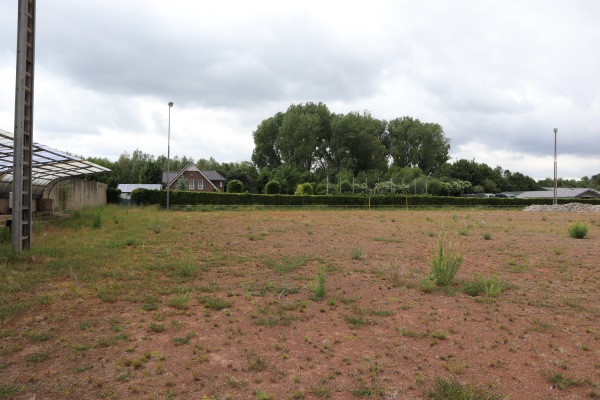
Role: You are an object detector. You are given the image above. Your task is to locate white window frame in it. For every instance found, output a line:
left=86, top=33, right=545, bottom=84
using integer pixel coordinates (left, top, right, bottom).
left=189, top=178, right=195, bottom=190
left=198, top=179, right=204, bottom=190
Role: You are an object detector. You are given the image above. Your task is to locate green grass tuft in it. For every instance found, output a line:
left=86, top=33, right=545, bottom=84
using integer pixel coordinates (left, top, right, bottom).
left=309, top=268, right=327, bottom=301
left=198, top=296, right=232, bottom=310
left=568, top=221, right=589, bottom=239
left=430, top=235, right=463, bottom=286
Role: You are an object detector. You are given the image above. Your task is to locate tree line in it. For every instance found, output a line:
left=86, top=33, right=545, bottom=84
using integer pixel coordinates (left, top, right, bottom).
left=86, top=102, right=600, bottom=196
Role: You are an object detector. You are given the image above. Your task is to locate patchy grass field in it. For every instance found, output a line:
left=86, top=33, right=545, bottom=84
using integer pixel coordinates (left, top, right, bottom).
left=0, top=206, right=599, bottom=399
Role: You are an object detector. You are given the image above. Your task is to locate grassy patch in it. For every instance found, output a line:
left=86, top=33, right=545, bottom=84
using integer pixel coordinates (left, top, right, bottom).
left=172, top=331, right=196, bottom=346
left=241, top=282, right=299, bottom=297
left=309, top=268, right=327, bottom=301
left=0, top=384, right=22, bottom=398
left=544, top=371, right=586, bottom=389
left=25, top=350, right=50, bottom=363
left=427, top=377, right=503, bottom=399
left=462, top=276, right=507, bottom=297
left=168, top=294, right=190, bottom=310
left=198, top=296, right=233, bottom=310
left=263, top=255, right=309, bottom=274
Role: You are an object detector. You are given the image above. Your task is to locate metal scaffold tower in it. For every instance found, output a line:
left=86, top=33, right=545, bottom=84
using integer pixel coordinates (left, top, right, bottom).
left=13, top=0, right=36, bottom=251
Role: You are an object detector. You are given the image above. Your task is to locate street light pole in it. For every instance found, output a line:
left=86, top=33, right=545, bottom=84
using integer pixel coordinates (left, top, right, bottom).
left=167, top=102, right=173, bottom=210
left=553, top=128, right=558, bottom=206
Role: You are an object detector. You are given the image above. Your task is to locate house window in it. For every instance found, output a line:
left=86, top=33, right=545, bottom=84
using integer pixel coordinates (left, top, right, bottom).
left=220, top=181, right=223, bottom=187
left=198, top=179, right=204, bottom=190
left=189, top=179, right=195, bottom=190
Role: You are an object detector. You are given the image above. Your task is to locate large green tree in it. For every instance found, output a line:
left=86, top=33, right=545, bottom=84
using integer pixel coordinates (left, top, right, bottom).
left=139, top=160, right=163, bottom=184
left=329, top=111, right=388, bottom=175
left=441, top=159, right=503, bottom=192
left=387, top=116, right=450, bottom=174
left=276, top=102, right=332, bottom=172
left=251, top=112, right=284, bottom=170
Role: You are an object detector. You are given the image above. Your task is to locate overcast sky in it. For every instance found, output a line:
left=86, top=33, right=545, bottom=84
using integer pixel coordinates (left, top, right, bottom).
left=1, top=0, right=599, bottom=180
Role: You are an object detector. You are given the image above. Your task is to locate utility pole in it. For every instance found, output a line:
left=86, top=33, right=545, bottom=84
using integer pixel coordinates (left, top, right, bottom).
left=553, top=128, right=558, bottom=205
left=13, top=0, right=36, bottom=251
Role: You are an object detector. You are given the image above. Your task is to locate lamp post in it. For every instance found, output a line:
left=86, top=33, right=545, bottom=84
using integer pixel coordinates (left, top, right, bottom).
left=167, top=102, right=173, bottom=210
left=553, top=128, right=558, bottom=205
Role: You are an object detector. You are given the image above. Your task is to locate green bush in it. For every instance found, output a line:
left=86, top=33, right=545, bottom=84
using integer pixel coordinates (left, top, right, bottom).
left=430, top=235, right=463, bottom=286
left=295, top=182, right=314, bottom=195
left=264, top=180, right=281, bottom=194
left=568, top=221, right=588, bottom=239
left=226, top=179, right=244, bottom=193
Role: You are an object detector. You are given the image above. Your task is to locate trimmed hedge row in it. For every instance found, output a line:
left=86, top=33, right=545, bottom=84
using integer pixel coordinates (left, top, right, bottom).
left=130, top=189, right=600, bottom=208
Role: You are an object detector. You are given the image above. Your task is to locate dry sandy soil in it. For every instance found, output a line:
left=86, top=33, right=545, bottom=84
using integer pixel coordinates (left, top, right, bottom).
left=1, top=208, right=599, bottom=399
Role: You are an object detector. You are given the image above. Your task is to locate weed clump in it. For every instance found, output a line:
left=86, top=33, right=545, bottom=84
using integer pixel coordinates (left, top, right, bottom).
left=198, top=296, right=232, bottom=311
left=430, top=235, right=463, bottom=286
left=568, top=221, right=588, bottom=239
left=309, top=268, right=326, bottom=301
left=91, top=212, right=102, bottom=229
left=351, top=247, right=363, bottom=260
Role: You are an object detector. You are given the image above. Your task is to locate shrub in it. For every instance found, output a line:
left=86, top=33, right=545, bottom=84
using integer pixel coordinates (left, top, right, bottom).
left=295, top=182, right=314, bottom=195
left=430, top=234, right=463, bottom=286
left=226, top=179, right=244, bottom=193
left=264, top=180, right=281, bottom=194
left=568, top=221, right=588, bottom=239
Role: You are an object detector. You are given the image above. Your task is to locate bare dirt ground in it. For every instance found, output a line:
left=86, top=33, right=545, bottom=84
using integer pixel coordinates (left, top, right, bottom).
left=1, top=208, right=599, bottom=399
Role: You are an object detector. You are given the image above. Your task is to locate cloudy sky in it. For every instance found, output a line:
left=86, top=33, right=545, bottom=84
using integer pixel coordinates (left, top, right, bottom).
left=1, top=0, right=599, bottom=180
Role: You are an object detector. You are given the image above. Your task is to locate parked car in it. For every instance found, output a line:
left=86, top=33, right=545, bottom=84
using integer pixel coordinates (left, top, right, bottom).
left=495, top=193, right=515, bottom=198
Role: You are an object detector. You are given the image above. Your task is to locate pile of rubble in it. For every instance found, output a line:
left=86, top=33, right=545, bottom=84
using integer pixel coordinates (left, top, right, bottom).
left=523, top=202, right=600, bottom=212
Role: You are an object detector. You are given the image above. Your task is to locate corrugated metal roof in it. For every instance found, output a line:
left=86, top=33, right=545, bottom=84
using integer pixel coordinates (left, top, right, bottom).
left=117, top=184, right=162, bottom=193
left=516, top=188, right=600, bottom=198
left=0, top=128, right=111, bottom=196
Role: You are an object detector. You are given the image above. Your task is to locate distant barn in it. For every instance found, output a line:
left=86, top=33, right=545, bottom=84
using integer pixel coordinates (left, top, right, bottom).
left=516, top=187, right=600, bottom=199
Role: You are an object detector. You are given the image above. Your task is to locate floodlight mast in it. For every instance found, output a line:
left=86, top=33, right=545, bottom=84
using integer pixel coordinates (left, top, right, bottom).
left=553, top=128, right=558, bottom=206
left=166, top=102, right=173, bottom=210
left=13, top=0, right=36, bottom=251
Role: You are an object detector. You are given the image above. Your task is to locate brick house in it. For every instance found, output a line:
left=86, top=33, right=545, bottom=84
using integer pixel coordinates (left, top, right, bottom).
left=162, top=163, right=226, bottom=192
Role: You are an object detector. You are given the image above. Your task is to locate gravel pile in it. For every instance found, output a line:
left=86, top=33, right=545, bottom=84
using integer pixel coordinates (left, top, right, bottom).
left=523, top=202, right=600, bottom=212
